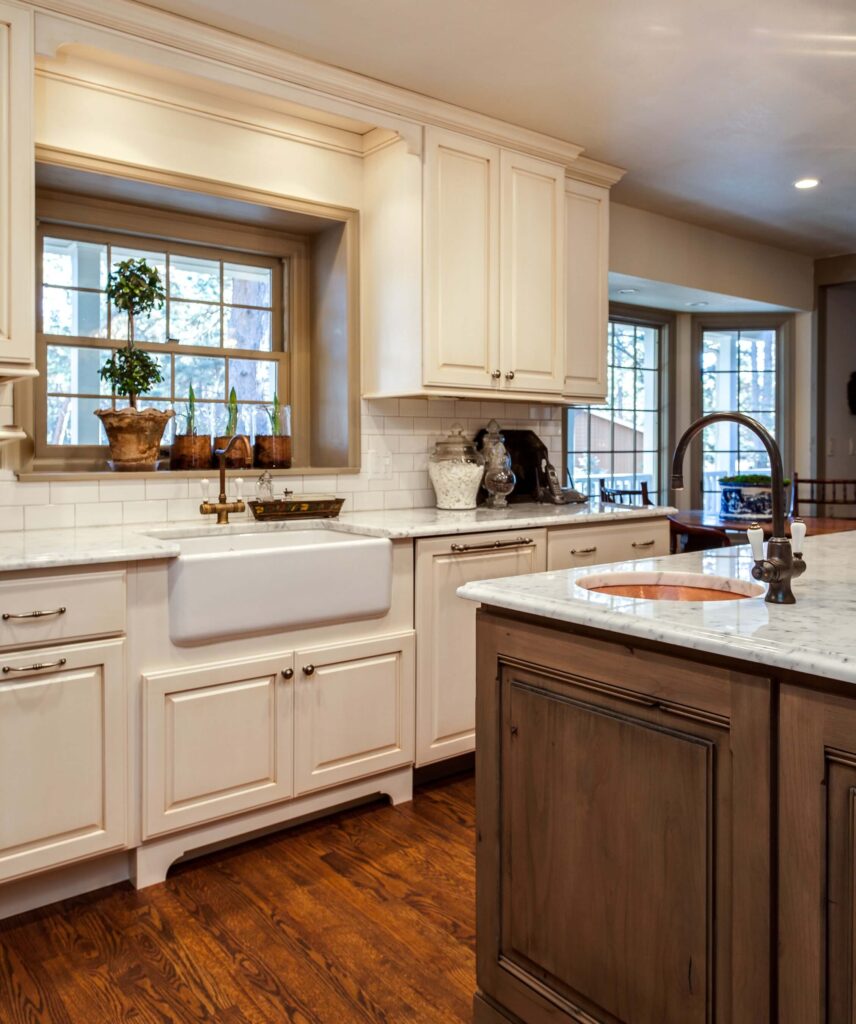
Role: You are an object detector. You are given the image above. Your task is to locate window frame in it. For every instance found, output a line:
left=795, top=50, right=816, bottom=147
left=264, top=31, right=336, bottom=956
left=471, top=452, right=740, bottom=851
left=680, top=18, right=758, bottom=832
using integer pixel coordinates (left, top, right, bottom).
left=690, top=313, right=794, bottom=508
left=564, top=304, right=675, bottom=502
left=29, top=193, right=310, bottom=473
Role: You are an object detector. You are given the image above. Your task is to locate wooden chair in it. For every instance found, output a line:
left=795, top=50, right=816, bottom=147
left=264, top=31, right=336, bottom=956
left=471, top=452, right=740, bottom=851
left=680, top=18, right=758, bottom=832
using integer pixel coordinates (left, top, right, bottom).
left=791, top=472, right=856, bottom=517
left=599, top=480, right=654, bottom=506
left=668, top=517, right=731, bottom=555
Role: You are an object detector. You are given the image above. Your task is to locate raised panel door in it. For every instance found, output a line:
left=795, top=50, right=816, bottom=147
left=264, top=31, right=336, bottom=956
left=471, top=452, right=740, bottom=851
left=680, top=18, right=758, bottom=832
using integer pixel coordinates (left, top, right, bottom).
left=499, top=150, right=564, bottom=394
left=424, top=127, right=500, bottom=390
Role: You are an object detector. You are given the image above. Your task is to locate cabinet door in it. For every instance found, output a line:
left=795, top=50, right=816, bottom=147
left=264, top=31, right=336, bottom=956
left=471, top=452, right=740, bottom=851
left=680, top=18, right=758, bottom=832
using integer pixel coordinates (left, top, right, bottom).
left=0, top=639, right=126, bottom=882
left=294, top=632, right=415, bottom=795
left=143, top=652, right=294, bottom=838
left=563, top=179, right=609, bottom=401
left=476, top=614, right=771, bottom=1024
left=415, top=529, right=547, bottom=766
left=499, top=150, right=564, bottom=394
left=423, top=127, right=501, bottom=390
left=0, top=1, right=34, bottom=366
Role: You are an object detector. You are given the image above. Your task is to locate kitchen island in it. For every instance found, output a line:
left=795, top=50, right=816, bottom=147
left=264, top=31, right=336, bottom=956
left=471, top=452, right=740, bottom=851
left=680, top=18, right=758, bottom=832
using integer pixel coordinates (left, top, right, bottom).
left=459, top=532, right=856, bottom=1024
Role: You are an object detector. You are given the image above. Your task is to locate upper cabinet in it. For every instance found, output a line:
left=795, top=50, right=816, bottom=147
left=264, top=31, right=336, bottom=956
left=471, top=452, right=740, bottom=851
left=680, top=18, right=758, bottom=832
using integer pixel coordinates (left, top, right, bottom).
left=0, top=0, right=34, bottom=374
left=363, top=127, right=613, bottom=404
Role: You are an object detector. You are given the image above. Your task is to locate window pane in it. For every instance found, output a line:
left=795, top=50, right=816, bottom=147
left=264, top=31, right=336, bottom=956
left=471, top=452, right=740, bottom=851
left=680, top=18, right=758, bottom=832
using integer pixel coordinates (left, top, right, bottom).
left=111, top=246, right=166, bottom=279
left=229, top=358, right=277, bottom=403
left=223, top=307, right=272, bottom=351
left=47, top=395, right=114, bottom=446
left=169, top=254, right=220, bottom=302
left=47, top=344, right=109, bottom=395
left=224, top=263, right=272, bottom=307
left=169, top=301, right=220, bottom=347
left=110, top=305, right=167, bottom=345
left=174, top=354, right=225, bottom=400
left=43, top=286, right=108, bottom=338
left=43, top=238, right=107, bottom=290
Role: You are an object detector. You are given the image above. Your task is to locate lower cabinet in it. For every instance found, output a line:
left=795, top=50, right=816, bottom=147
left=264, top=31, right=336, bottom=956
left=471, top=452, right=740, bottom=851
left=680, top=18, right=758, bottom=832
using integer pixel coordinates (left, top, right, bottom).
left=415, top=529, right=547, bottom=766
left=475, top=611, right=772, bottom=1024
left=0, top=639, right=126, bottom=882
left=547, top=517, right=670, bottom=571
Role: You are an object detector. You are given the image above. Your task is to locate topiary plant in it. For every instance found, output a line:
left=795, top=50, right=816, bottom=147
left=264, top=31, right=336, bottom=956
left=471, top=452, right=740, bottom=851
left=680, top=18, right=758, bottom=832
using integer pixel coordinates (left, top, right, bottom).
left=99, top=258, right=166, bottom=409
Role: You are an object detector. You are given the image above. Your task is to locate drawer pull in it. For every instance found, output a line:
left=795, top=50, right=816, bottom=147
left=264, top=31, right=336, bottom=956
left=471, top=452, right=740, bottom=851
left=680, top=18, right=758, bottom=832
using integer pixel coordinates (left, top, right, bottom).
left=571, top=546, right=598, bottom=555
left=2, top=606, right=67, bottom=621
left=450, top=536, right=533, bottom=554
left=2, top=658, right=67, bottom=674
left=632, top=540, right=657, bottom=549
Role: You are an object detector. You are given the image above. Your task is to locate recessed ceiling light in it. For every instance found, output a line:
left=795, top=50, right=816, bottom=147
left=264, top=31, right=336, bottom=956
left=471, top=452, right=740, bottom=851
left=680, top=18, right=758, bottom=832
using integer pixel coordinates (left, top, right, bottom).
left=686, top=301, right=709, bottom=307
left=794, top=177, right=820, bottom=190
left=617, top=288, right=639, bottom=294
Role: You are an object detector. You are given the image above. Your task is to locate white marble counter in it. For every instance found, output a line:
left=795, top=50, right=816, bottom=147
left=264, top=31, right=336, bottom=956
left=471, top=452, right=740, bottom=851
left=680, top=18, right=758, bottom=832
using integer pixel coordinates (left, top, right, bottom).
left=458, top=532, right=856, bottom=684
left=0, top=502, right=673, bottom=572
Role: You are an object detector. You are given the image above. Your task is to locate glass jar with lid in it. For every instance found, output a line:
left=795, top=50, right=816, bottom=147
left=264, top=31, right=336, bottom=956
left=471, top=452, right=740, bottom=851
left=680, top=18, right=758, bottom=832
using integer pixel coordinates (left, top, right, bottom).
left=428, top=423, right=485, bottom=510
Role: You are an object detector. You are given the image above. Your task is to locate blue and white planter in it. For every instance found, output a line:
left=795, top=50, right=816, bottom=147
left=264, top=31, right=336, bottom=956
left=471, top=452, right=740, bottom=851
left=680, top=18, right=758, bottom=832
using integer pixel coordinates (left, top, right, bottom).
left=720, top=483, right=773, bottom=520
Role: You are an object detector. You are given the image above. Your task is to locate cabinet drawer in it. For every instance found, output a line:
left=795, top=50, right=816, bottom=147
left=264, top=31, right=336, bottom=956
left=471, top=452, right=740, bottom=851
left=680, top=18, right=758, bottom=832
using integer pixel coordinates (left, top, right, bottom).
left=0, top=571, right=126, bottom=649
left=547, top=519, right=670, bottom=571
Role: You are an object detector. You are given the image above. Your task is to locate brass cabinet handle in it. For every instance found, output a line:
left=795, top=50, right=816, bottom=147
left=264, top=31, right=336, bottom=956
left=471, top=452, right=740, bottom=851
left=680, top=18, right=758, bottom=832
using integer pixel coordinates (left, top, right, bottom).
left=2, top=607, right=66, bottom=621
left=632, top=539, right=656, bottom=548
left=571, top=546, right=598, bottom=555
left=491, top=369, right=501, bottom=379
left=281, top=668, right=294, bottom=680
left=3, top=658, right=67, bottom=674
left=303, top=664, right=315, bottom=676
left=505, top=370, right=515, bottom=381
left=450, top=536, right=533, bottom=554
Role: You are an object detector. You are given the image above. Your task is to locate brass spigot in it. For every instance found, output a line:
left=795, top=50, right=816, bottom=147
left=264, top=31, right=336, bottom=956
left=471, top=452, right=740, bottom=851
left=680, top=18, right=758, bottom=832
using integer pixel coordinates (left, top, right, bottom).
left=200, top=435, right=251, bottom=525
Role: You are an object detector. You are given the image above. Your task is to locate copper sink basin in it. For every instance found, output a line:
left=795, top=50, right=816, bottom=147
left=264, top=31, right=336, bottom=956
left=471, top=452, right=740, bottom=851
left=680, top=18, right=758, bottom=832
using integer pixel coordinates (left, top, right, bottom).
left=576, top=571, right=765, bottom=602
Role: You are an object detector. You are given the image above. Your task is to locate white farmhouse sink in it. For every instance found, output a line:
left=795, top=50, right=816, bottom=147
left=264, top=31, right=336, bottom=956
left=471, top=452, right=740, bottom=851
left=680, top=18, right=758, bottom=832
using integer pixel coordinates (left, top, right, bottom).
left=167, top=529, right=393, bottom=643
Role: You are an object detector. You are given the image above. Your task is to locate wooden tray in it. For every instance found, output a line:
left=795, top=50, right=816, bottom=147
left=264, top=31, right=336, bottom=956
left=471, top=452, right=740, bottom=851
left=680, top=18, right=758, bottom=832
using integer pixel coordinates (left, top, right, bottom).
left=248, top=495, right=345, bottom=521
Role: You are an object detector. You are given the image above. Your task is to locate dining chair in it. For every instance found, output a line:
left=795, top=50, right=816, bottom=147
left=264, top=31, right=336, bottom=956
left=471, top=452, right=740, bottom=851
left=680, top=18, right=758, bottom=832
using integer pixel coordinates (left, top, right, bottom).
left=791, top=472, right=856, bottom=517
left=599, top=480, right=654, bottom=506
left=668, top=517, right=731, bottom=555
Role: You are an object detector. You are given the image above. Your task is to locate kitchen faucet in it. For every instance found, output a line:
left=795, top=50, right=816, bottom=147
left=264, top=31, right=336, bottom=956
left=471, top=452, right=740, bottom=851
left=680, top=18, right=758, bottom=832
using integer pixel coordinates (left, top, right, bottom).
left=199, top=435, right=251, bottom=525
left=671, top=412, right=806, bottom=604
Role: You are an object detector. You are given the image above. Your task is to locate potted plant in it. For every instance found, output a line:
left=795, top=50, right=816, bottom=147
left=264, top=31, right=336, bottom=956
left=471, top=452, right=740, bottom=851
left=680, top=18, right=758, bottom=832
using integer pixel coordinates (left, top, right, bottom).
left=719, top=473, right=790, bottom=519
left=96, top=258, right=173, bottom=470
left=254, top=393, right=292, bottom=468
left=169, top=383, right=212, bottom=470
left=213, top=386, right=251, bottom=468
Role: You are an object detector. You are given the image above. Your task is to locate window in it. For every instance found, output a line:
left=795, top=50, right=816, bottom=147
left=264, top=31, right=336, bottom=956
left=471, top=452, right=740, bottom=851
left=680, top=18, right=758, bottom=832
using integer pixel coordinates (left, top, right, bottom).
left=696, top=320, right=787, bottom=512
left=37, top=226, right=287, bottom=461
left=566, top=313, right=667, bottom=502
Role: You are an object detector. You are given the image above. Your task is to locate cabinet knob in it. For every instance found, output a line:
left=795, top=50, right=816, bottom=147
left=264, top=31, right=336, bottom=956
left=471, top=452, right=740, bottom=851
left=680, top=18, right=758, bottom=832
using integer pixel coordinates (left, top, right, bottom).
left=281, top=667, right=294, bottom=680
left=303, top=664, right=316, bottom=676
left=491, top=369, right=501, bottom=379
left=505, top=370, right=515, bottom=381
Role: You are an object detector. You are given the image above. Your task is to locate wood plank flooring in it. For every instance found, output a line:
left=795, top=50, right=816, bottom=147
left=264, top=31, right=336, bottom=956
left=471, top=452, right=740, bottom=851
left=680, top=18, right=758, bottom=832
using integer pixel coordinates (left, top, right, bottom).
left=0, top=774, right=476, bottom=1024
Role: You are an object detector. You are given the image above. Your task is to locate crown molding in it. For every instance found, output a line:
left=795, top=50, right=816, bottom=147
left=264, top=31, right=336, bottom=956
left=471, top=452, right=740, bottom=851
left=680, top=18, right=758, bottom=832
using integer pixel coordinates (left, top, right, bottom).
left=27, top=0, right=618, bottom=173
left=565, top=155, right=626, bottom=188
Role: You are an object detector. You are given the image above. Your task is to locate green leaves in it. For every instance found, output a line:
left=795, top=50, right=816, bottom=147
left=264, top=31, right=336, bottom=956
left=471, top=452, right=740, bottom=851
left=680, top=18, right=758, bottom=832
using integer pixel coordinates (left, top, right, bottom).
left=225, top=386, right=239, bottom=435
left=99, top=348, right=165, bottom=409
left=106, top=258, right=166, bottom=319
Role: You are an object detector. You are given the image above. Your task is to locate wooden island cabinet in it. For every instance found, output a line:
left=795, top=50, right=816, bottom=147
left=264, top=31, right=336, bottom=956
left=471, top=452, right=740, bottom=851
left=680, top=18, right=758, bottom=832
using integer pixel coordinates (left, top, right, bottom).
left=473, top=605, right=855, bottom=1024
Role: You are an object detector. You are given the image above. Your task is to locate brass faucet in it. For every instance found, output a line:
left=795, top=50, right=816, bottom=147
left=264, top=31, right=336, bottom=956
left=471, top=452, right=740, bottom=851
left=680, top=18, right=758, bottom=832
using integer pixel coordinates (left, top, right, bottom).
left=671, top=412, right=806, bottom=604
left=200, top=435, right=251, bottom=525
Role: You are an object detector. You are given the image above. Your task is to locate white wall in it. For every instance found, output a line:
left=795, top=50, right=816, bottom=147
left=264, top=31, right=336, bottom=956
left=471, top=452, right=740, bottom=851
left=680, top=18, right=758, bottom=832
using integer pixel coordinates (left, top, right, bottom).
left=823, top=284, right=856, bottom=480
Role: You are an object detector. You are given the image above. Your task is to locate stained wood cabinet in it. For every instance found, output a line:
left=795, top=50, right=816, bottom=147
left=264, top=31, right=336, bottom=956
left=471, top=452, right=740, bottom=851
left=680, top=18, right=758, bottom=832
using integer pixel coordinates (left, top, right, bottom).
left=474, top=611, right=771, bottom=1024
left=0, top=639, right=126, bottom=882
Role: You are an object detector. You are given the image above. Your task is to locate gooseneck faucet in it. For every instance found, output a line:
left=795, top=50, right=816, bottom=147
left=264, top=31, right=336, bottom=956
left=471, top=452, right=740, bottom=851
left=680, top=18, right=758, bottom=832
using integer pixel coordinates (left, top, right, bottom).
left=200, top=435, right=251, bottom=525
left=671, top=412, right=806, bottom=604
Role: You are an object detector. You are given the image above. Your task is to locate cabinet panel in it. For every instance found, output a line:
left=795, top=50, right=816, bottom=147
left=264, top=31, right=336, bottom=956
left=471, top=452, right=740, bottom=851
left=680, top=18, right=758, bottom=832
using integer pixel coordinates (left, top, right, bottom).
left=424, top=127, right=500, bottom=390
left=547, top=518, right=670, bottom=571
left=143, top=652, right=294, bottom=838
left=0, top=639, right=126, bottom=882
left=415, top=530, right=546, bottom=766
left=563, top=179, right=609, bottom=401
left=0, top=2, right=34, bottom=365
left=500, top=151, right=564, bottom=394
left=294, top=632, right=415, bottom=795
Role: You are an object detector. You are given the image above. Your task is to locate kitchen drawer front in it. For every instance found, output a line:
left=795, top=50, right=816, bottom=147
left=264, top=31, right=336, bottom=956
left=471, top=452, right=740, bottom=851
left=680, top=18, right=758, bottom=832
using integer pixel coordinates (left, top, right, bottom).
left=547, top=518, right=670, bottom=571
left=0, top=571, right=126, bottom=649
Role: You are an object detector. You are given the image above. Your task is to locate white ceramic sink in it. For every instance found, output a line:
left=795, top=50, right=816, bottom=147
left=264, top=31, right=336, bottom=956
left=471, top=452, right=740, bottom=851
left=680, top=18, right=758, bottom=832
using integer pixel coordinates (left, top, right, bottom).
left=575, top=570, right=765, bottom=602
left=166, top=528, right=393, bottom=643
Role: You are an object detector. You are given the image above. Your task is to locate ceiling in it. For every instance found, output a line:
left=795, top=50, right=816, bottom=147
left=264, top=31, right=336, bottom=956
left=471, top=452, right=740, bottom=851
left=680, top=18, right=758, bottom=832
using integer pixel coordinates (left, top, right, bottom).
left=608, top=273, right=796, bottom=314
left=135, top=0, right=856, bottom=257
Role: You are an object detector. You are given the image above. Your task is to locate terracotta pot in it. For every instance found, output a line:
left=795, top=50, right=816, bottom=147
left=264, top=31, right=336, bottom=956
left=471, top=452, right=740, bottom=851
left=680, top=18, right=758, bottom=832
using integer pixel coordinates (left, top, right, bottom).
left=254, top=435, right=292, bottom=469
left=212, top=435, right=252, bottom=469
left=170, top=434, right=212, bottom=470
left=95, top=407, right=173, bottom=471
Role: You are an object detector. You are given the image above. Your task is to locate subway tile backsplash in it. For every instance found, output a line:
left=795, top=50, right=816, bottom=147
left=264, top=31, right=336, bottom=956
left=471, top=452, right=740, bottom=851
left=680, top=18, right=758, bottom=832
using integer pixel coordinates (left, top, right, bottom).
left=0, top=398, right=565, bottom=530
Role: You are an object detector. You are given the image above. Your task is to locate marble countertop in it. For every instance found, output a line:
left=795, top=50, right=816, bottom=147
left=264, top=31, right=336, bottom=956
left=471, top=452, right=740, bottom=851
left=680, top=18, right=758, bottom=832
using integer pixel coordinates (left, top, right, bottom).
left=458, top=532, right=856, bottom=684
left=0, top=502, right=674, bottom=572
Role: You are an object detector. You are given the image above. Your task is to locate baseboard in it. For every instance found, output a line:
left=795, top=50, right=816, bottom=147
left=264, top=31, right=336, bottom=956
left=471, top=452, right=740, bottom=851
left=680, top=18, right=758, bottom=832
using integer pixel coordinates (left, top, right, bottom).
left=413, top=751, right=475, bottom=786
left=473, top=992, right=521, bottom=1023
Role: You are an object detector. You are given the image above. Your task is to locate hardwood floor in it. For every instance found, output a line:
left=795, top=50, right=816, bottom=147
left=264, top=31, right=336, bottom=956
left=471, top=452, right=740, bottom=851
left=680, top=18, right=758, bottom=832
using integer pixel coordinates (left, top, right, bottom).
left=0, top=774, right=476, bottom=1024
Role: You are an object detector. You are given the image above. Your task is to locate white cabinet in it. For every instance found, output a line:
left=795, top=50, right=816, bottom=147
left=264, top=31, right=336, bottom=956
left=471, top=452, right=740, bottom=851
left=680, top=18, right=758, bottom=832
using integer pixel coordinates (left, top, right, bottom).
left=0, top=0, right=34, bottom=370
left=0, top=638, right=126, bottom=882
left=415, top=529, right=547, bottom=766
left=563, top=179, right=609, bottom=401
left=143, top=652, right=295, bottom=838
left=294, top=632, right=415, bottom=795
left=547, top=518, right=671, bottom=571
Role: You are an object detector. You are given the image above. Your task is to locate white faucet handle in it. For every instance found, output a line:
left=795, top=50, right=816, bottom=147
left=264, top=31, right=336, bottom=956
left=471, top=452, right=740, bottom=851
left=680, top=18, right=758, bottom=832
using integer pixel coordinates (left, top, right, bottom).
left=200, top=478, right=210, bottom=500
left=747, top=522, right=765, bottom=562
left=235, top=477, right=244, bottom=502
left=791, top=518, right=807, bottom=554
